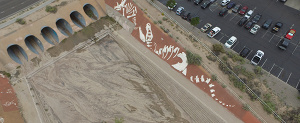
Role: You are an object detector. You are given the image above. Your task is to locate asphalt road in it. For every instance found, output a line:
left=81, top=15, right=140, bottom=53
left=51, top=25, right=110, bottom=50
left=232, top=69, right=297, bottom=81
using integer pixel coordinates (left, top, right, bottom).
left=159, top=0, right=300, bottom=89
left=0, top=0, right=39, bottom=20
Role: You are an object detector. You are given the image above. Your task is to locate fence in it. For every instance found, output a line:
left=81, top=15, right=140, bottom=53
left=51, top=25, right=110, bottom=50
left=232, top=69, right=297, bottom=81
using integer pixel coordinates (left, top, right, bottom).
left=145, top=0, right=285, bottom=122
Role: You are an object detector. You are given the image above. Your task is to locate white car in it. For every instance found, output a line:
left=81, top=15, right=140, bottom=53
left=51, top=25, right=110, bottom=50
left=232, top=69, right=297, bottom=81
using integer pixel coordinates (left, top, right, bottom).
left=221, top=0, right=230, bottom=6
left=207, top=27, right=221, bottom=38
left=251, top=50, right=264, bottom=65
left=244, top=10, right=253, bottom=19
left=224, top=36, right=237, bottom=48
left=176, top=6, right=184, bottom=15
left=250, top=24, right=260, bottom=34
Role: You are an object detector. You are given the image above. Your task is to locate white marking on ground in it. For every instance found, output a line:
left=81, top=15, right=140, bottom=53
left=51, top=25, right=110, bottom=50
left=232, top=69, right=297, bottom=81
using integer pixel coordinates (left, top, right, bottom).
left=286, top=73, right=292, bottom=83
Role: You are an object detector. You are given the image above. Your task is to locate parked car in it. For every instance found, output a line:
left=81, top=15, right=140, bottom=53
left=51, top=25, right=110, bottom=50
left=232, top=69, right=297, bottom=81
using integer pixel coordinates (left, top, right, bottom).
left=194, top=0, right=203, bottom=5
left=210, top=0, right=216, bottom=3
left=272, top=22, right=283, bottom=33
left=244, top=21, right=253, bottom=29
left=219, top=8, right=228, bottom=16
left=285, top=29, right=296, bottom=40
left=239, top=6, right=248, bottom=15
left=238, top=17, right=248, bottom=26
left=200, top=23, right=212, bottom=32
left=244, top=10, right=253, bottom=19
left=176, top=7, right=184, bottom=15
left=182, top=12, right=191, bottom=20
left=262, top=19, right=273, bottom=29
left=278, top=38, right=291, bottom=50
left=240, top=47, right=251, bottom=57
left=221, top=0, right=230, bottom=6
left=201, top=1, right=211, bottom=9
left=251, top=50, right=264, bottom=65
left=167, top=2, right=177, bottom=10
left=250, top=24, right=260, bottom=34
left=280, top=0, right=287, bottom=2
left=207, top=27, right=221, bottom=38
left=251, top=14, right=261, bottom=23
left=232, top=4, right=241, bottom=13
left=224, top=36, right=237, bottom=48
left=227, top=1, right=235, bottom=9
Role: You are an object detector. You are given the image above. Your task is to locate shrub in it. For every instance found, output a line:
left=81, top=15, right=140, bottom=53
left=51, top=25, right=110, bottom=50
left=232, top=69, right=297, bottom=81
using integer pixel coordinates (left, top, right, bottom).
left=162, top=17, right=168, bottom=21
left=219, top=63, right=231, bottom=75
left=115, top=117, right=124, bottom=123
left=221, top=83, right=227, bottom=88
left=16, top=18, right=26, bottom=25
left=45, top=5, right=57, bottom=13
left=222, top=56, right=228, bottom=61
left=242, top=104, right=250, bottom=111
left=186, top=50, right=202, bottom=66
left=254, top=66, right=263, bottom=75
left=0, top=71, right=11, bottom=79
left=229, top=74, right=246, bottom=92
left=213, top=44, right=225, bottom=54
left=211, top=74, right=217, bottom=81
left=206, top=55, right=217, bottom=62
left=263, top=101, right=277, bottom=114
left=158, top=20, right=162, bottom=24
left=161, top=13, right=164, bottom=16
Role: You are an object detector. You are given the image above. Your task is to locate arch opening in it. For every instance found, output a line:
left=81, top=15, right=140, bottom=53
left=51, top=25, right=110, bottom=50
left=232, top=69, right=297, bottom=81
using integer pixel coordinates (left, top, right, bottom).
left=70, top=11, right=86, bottom=28
left=56, top=18, right=73, bottom=36
left=41, top=26, right=59, bottom=45
left=83, top=4, right=99, bottom=20
left=7, top=44, right=28, bottom=64
left=24, top=35, right=44, bottom=54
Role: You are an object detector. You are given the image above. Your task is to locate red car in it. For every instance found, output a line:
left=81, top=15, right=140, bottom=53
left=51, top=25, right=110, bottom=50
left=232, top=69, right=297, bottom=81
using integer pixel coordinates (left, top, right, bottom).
left=285, top=29, right=296, bottom=40
left=239, top=6, right=248, bottom=15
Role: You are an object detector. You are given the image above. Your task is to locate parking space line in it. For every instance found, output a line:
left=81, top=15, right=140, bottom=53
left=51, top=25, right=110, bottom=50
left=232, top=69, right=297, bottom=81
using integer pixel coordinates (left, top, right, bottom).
left=277, top=68, right=283, bottom=77
left=290, top=24, right=295, bottom=29
left=261, top=58, right=268, bottom=67
left=245, top=50, right=253, bottom=59
left=238, top=46, right=246, bottom=54
left=286, top=72, right=292, bottom=83
left=261, top=31, right=268, bottom=38
left=296, top=79, right=300, bottom=89
left=268, top=34, right=275, bottom=42
left=292, top=44, right=299, bottom=55
left=232, top=41, right=239, bottom=49
left=276, top=38, right=282, bottom=46
left=218, top=35, right=225, bottom=41
left=229, top=13, right=238, bottom=21
left=268, top=63, right=275, bottom=74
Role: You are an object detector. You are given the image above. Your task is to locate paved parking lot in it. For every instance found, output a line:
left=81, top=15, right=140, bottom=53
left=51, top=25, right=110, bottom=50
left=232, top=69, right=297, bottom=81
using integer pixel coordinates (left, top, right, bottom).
left=159, top=0, right=300, bottom=89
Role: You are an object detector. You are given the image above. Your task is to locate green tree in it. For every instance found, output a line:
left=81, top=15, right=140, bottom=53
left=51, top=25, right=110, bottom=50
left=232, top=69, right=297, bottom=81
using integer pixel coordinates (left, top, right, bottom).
left=190, top=17, right=200, bottom=27
left=166, top=0, right=176, bottom=10
left=186, top=50, right=202, bottom=66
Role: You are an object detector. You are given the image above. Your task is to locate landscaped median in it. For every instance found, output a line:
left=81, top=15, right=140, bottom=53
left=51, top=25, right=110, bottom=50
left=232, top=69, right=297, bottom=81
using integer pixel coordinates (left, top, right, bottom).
left=105, top=0, right=260, bottom=122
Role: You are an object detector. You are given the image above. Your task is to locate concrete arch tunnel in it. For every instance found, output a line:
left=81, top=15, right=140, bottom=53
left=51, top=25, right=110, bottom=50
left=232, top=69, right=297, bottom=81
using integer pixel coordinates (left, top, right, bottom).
left=41, top=26, right=59, bottom=45
left=83, top=4, right=99, bottom=20
left=24, top=35, right=44, bottom=55
left=70, top=11, right=86, bottom=28
left=7, top=44, right=28, bottom=64
left=56, top=18, right=73, bottom=36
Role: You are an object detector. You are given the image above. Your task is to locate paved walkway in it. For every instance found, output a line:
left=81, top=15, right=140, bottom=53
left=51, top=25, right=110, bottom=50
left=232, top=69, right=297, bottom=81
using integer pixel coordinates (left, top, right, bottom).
left=285, top=0, right=300, bottom=10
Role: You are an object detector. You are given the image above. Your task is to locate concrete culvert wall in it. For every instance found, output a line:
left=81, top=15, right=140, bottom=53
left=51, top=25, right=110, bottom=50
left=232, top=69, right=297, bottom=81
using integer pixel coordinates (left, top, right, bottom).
left=24, top=35, right=44, bottom=54
left=41, top=26, right=59, bottom=45
left=70, top=11, right=86, bottom=28
left=7, top=44, right=28, bottom=64
left=56, top=18, right=73, bottom=36
left=83, top=4, right=99, bottom=20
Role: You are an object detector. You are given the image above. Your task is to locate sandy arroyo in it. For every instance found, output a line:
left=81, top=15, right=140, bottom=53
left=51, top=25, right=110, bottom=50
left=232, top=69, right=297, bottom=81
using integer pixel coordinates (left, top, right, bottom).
left=26, top=37, right=188, bottom=123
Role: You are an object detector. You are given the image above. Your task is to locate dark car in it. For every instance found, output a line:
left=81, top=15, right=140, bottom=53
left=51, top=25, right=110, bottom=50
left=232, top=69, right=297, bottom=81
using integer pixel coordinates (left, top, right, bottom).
left=244, top=21, right=253, bottom=29
left=251, top=14, right=262, bottom=24
left=194, top=0, right=203, bottom=5
left=232, top=4, right=241, bottom=13
left=262, top=19, right=273, bottom=29
left=201, top=1, right=211, bottom=9
left=238, top=17, right=248, bottom=26
left=219, top=8, right=228, bottom=16
left=240, top=47, right=251, bottom=57
left=278, top=38, right=290, bottom=50
left=239, top=6, right=248, bottom=15
left=272, top=22, right=283, bottom=33
left=280, top=0, right=287, bottom=2
left=182, top=12, right=191, bottom=20
left=227, top=2, right=236, bottom=9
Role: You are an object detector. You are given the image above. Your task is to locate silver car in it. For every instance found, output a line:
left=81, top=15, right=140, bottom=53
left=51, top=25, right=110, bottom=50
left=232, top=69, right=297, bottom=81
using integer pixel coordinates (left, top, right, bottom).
left=250, top=24, right=260, bottom=34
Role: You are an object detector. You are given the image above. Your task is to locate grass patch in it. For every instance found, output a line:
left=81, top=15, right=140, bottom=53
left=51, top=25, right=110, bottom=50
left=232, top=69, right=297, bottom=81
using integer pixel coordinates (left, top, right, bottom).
left=45, top=5, right=57, bottom=13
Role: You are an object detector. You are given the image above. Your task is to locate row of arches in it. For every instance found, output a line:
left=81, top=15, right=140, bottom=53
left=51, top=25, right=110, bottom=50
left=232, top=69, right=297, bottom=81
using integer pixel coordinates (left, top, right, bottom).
left=7, top=3, right=100, bottom=64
